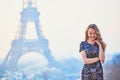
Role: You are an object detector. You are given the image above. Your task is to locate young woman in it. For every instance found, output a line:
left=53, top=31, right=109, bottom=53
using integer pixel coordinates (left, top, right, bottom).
left=79, top=24, right=106, bottom=80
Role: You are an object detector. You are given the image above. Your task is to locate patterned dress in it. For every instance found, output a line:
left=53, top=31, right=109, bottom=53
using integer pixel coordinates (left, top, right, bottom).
left=79, top=41, right=103, bottom=80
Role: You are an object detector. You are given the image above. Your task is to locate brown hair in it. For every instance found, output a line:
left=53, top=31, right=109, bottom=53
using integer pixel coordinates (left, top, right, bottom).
left=85, top=24, right=106, bottom=52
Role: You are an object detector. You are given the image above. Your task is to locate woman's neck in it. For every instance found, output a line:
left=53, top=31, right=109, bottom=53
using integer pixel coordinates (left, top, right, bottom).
left=87, top=40, right=95, bottom=44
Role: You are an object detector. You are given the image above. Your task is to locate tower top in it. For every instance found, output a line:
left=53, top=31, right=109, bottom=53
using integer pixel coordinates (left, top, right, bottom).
left=23, top=0, right=37, bottom=9
left=27, top=0, right=32, bottom=6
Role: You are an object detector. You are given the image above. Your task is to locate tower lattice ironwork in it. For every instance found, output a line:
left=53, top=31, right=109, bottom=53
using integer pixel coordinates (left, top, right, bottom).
left=0, top=0, right=56, bottom=77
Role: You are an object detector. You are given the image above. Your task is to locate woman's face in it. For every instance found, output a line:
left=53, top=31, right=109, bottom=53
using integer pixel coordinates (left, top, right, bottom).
left=87, top=28, right=97, bottom=41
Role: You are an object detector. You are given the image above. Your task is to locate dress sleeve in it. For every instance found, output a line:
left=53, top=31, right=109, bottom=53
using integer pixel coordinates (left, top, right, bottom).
left=79, top=42, right=85, bottom=52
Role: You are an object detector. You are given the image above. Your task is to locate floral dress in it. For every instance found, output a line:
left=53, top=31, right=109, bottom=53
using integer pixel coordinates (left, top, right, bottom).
left=79, top=41, right=103, bottom=80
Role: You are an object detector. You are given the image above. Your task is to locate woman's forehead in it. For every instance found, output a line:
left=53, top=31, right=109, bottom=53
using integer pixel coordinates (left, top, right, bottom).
left=88, top=28, right=96, bottom=32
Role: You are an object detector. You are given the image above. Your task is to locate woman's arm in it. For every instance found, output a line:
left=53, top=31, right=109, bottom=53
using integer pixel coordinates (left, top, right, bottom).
left=80, top=50, right=99, bottom=64
left=98, top=44, right=105, bottom=63
left=95, top=40, right=105, bottom=64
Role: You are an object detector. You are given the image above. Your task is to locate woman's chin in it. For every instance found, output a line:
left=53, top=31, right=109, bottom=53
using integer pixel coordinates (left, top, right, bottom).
left=89, top=38, right=96, bottom=41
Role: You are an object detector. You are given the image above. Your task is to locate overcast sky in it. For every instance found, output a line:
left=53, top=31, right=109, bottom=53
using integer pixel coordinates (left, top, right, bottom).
left=0, top=0, right=120, bottom=61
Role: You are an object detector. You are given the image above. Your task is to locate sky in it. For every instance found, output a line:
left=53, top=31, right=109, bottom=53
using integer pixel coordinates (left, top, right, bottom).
left=0, top=0, right=120, bottom=61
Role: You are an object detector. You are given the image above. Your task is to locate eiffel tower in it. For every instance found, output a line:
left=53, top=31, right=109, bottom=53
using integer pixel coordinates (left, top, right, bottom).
left=0, top=0, right=56, bottom=76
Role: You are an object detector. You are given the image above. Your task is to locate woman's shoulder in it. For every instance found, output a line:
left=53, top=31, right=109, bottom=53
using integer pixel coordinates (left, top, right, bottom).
left=80, top=41, right=86, bottom=44
left=80, top=41, right=87, bottom=46
left=79, top=41, right=87, bottom=52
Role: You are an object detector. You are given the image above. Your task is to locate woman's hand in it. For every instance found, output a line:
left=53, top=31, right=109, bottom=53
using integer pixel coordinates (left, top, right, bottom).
left=95, top=40, right=101, bottom=47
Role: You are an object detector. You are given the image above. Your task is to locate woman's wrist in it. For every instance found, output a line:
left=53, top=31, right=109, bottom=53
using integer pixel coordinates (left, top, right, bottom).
left=98, top=43, right=102, bottom=48
left=95, top=57, right=100, bottom=61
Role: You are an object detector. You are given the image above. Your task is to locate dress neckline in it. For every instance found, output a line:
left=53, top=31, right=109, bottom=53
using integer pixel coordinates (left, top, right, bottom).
left=85, top=41, right=95, bottom=45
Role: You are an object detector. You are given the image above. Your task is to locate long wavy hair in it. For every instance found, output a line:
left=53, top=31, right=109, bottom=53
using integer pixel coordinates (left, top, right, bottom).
left=85, top=24, right=106, bottom=52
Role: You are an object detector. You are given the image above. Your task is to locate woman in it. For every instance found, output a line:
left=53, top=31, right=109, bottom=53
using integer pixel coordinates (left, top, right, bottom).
left=79, top=24, right=106, bottom=80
